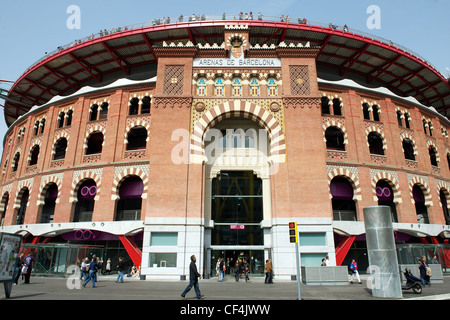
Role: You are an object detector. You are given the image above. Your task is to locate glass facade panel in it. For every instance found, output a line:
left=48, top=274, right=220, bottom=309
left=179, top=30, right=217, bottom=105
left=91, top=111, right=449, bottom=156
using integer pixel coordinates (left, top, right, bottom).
left=301, top=253, right=327, bottom=267
left=151, top=233, right=178, bottom=246
left=299, top=233, right=326, bottom=246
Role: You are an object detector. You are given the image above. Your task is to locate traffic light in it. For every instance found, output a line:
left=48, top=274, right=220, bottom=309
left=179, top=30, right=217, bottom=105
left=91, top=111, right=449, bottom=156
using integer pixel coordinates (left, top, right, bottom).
left=289, top=221, right=298, bottom=243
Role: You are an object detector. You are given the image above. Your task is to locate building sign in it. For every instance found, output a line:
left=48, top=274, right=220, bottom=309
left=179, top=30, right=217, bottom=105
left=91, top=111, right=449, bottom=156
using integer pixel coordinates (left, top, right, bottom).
left=193, top=57, right=281, bottom=67
left=230, top=224, right=245, bottom=230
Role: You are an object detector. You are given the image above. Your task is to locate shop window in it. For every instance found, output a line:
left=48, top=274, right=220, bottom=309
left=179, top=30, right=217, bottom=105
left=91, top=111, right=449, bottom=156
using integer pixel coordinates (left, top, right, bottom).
left=413, top=185, right=429, bottom=224
left=149, top=253, right=177, bottom=268
left=116, top=176, right=143, bottom=221
left=330, top=177, right=357, bottom=221
left=73, top=179, right=96, bottom=222
left=40, top=183, right=58, bottom=223
left=376, top=180, right=398, bottom=222
left=16, top=188, right=29, bottom=225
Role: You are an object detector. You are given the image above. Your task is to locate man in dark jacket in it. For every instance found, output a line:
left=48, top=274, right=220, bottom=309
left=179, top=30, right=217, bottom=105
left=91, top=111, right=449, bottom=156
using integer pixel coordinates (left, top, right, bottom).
left=181, top=255, right=204, bottom=299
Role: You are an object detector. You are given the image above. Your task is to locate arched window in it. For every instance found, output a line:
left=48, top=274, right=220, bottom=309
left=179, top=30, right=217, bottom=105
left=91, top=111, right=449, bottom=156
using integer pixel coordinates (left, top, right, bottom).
left=413, top=185, right=429, bottom=224
left=73, top=179, right=96, bottom=222
left=116, top=176, right=143, bottom=221
left=29, top=145, right=40, bottom=166
left=249, top=77, right=260, bottom=97
left=40, top=119, right=45, bottom=134
left=86, top=131, right=104, bottom=155
left=90, top=104, right=98, bottom=121
left=66, top=110, right=73, bottom=127
left=404, top=113, right=410, bottom=129
left=428, top=121, right=433, bottom=136
left=321, top=97, right=330, bottom=115
left=325, top=127, right=345, bottom=151
left=16, top=188, right=29, bottom=225
left=34, top=121, right=40, bottom=136
left=126, top=126, right=147, bottom=150
left=53, top=138, right=67, bottom=160
left=232, top=77, right=242, bottom=97
left=368, top=132, right=384, bottom=155
left=267, top=77, right=278, bottom=97
left=396, top=111, right=403, bottom=127
left=376, top=180, right=398, bottom=222
left=58, top=112, right=65, bottom=128
left=141, top=96, right=151, bottom=114
left=372, top=105, right=380, bottom=122
left=423, top=119, right=428, bottom=135
left=333, top=98, right=342, bottom=116
left=12, top=153, right=20, bottom=172
left=362, top=103, right=371, bottom=120
left=129, top=98, right=139, bottom=115
left=439, top=190, right=450, bottom=225
left=0, top=192, right=8, bottom=227
left=330, top=177, right=357, bottom=221
left=40, top=183, right=57, bottom=223
left=447, top=153, right=450, bottom=170
left=403, top=139, right=415, bottom=161
left=196, top=77, right=207, bottom=96
left=99, top=102, right=108, bottom=120
left=429, top=146, right=438, bottom=167
left=214, top=77, right=225, bottom=97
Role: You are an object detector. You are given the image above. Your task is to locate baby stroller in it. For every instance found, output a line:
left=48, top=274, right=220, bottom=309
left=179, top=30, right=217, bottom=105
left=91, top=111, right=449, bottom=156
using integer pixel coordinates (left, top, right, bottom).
left=402, top=269, right=422, bottom=294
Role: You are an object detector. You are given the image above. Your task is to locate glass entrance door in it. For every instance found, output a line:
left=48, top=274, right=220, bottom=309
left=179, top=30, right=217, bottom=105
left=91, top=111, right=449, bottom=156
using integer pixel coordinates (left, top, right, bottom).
left=211, top=249, right=265, bottom=277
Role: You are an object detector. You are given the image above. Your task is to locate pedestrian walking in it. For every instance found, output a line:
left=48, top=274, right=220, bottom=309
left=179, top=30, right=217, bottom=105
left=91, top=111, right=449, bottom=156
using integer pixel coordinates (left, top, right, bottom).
left=105, top=258, right=112, bottom=274
left=181, top=255, right=204, bottom=300
left=13, top=253, right=24, bottom=285
left=244, top=260, right=251, bottom=282
left=265, top=259, right=273, bottom=284
left=79, top=257, right=89, bottom=280
left=349, top=259, right=362, bottom=284
left=83, top=257, right=98, bottom=288
left=22, top=253, right=34, bottom=284
left=116, top=257, right=125, bottom=283
left=218, top=258, right=225, bottom=282
left=234, top=261, right=240, bottom=282
left=419, top=257, right=431, bottom=286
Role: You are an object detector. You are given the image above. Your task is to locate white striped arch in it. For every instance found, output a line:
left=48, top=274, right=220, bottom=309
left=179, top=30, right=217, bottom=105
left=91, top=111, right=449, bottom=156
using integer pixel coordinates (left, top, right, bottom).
left=371, top=172, right=401, bottom=204
left=327, top=168, right=361, bottom=201
left=124, top=119, right=151, bottom=144
left=408, top=176, right=432, bottom=207
left=0, top=191, right=9, bottom=212
left=37, top=176, right=63, bottom=206
left=84, top=124, right=106, bottom=150
left=322, top=120, right=348, bottom=145
left=365, top=126, right=387, bottom=150
left=426, top=140, right=440, bottom=163
left=399, top=132, right=418, bottom=156
left=27, top=143, right=41, bottom=162
left=52, top=131, right=70, bottom=156
left=436, top=181, right=450, bottom=209
left=70, top=171, right=102, bottom=203
left=111, top=167, right=148, bottom=200
left=190, top=100, right=286, bottom=164
left=13, top=180, right=33, bottom=209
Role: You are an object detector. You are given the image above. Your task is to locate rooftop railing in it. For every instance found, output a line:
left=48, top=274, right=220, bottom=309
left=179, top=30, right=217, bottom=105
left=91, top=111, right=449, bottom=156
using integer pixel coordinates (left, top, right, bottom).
left=21, top=14, right=445, bottom=80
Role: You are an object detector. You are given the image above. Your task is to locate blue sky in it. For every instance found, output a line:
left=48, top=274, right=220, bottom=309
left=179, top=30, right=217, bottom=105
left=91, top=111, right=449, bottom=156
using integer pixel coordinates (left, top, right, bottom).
left=0, top=0, right=449, bottom=147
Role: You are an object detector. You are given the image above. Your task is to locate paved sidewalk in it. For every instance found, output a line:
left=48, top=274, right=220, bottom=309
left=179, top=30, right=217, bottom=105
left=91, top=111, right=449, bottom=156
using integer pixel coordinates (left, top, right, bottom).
left=2, top=274, right=450, bottom=301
